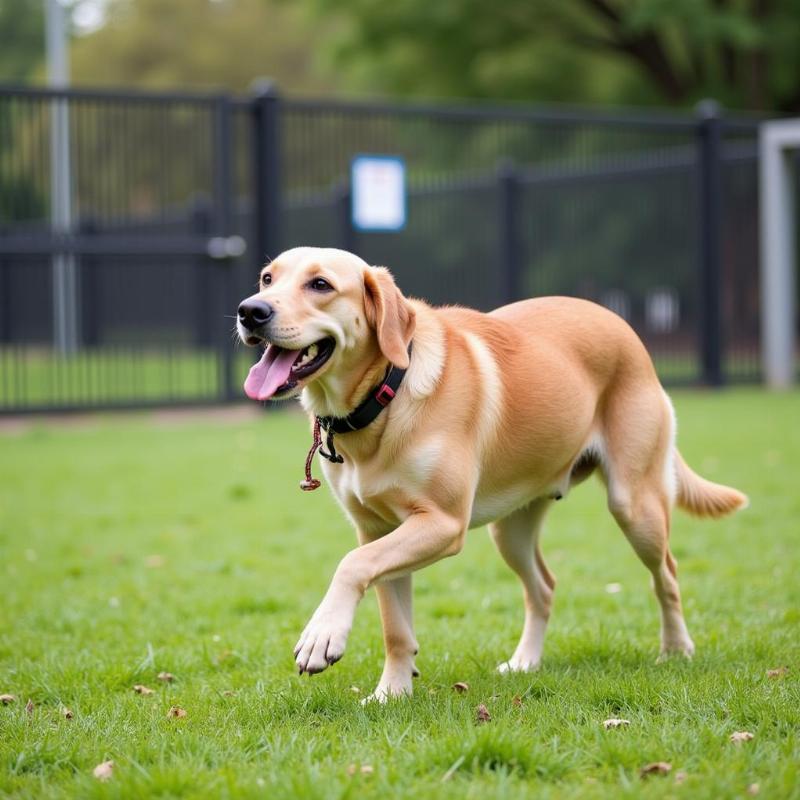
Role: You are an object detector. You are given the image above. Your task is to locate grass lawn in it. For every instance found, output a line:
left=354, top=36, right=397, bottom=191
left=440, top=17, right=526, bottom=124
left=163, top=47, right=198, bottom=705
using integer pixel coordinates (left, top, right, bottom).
left=0, top=389, right=798, bottom=799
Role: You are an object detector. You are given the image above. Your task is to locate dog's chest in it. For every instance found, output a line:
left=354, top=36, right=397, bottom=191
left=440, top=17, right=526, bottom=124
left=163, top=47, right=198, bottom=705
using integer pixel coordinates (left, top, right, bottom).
left=328, top=462, right=403, bottom=529
left=328, top=437, right=445, bottom=526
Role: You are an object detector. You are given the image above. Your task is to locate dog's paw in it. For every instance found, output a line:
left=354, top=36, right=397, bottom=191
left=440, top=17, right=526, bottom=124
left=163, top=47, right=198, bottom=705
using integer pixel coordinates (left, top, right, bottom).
left=294, top=614, right=351, bottom=675
left=657, top=637, right=695, bottom=663
left=360, top=683, right=412, bottom=705
left=497, top=657, right=541, bottom=674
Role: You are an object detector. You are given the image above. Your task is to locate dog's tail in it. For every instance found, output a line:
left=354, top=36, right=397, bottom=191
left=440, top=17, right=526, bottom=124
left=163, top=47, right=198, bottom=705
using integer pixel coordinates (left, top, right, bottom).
left=674, top=450, right=748, bottom=518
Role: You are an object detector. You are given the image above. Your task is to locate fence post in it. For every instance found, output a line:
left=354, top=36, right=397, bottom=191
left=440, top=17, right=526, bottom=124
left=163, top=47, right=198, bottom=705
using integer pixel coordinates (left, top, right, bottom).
left=78, top=216, right=100, bottom=347
left=695, top=100, right=724, bottom=386
left=213, top=94, right=236, bottom=402
left=251, top=81, right=283, bottom=265
left=498, top=160, right=521, bottom=306
left=337, top=181, right=357, bottom=254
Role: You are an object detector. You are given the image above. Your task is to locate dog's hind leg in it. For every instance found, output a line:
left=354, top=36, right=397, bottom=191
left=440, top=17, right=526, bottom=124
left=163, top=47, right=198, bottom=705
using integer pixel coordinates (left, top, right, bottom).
left=490, top=498, right=555, bottom=672
left=602, top=391, right=695, bottom=657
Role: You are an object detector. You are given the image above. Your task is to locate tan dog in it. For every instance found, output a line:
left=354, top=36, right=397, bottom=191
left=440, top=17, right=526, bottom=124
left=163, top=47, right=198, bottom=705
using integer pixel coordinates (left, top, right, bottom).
left=236, top=246, right=747, bottom=702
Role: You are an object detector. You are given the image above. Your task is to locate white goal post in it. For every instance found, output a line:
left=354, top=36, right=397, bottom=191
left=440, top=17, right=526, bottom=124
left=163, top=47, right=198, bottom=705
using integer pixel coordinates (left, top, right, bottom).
left=760, top=119, right=799, bottom=388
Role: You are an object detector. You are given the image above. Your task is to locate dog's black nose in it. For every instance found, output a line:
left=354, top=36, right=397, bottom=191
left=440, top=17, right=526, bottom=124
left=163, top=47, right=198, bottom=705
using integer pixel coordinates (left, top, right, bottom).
left=238, top=299, right=274, bottom=329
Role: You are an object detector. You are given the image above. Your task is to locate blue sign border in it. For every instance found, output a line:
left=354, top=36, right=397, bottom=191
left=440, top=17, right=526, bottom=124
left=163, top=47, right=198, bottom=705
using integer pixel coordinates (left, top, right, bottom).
left=350, top=154, right=407, bottom=232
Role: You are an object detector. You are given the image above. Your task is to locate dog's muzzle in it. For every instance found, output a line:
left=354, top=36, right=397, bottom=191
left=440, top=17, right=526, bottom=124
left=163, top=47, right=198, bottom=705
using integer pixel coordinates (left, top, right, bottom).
left=237, top=299, right=274, bottom=334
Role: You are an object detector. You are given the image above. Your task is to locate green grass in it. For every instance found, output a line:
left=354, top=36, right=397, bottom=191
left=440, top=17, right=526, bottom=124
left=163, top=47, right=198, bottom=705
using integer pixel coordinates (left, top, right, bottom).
left=0, top=389, right=798, bottom=799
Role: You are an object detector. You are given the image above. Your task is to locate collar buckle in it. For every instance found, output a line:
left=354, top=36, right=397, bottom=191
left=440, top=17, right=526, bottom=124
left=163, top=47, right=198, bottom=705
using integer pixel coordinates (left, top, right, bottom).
left=374, top=384, right=396, bottom=407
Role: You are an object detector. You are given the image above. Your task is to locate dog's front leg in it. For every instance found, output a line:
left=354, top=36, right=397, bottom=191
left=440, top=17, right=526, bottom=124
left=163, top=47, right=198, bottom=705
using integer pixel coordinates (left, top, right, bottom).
left=294, top=508, right=465, bottom=678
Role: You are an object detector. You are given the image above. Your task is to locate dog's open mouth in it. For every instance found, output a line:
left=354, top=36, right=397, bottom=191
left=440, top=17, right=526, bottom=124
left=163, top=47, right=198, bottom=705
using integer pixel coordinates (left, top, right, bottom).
left=243, top=337, right=335, bottom=401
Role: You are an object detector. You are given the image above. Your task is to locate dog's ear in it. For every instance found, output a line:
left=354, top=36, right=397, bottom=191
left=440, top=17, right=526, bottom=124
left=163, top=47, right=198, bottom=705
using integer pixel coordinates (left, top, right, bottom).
left=363, top=267, right=416, bottom=368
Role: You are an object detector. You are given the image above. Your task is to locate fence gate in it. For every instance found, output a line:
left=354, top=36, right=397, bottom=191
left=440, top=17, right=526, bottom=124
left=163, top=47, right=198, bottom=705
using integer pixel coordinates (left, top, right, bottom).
left=0, top=87, right=246, bottom=412
left=1, top=84, right=764, bottom=413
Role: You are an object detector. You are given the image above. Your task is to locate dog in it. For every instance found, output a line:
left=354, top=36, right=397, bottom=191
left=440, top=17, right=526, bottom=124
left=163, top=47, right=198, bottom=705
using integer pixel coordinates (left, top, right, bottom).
left=236, top=246, right=747, bottom=702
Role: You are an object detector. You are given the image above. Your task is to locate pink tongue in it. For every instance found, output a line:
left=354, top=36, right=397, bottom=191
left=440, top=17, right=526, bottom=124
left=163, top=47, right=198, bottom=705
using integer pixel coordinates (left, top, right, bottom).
left=243, top=345, right=302, bottom=401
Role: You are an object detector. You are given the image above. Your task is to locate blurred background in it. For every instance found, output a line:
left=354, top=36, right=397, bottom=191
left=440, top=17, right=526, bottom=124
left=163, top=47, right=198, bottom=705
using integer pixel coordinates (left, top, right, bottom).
left=1, top=0, right=799, bottom=412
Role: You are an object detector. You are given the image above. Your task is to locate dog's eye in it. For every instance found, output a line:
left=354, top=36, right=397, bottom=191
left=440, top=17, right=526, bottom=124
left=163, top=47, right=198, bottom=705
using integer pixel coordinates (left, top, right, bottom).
left=308, top=277, right=333, bottom=292
left=261, top=273, right=272, bottom=287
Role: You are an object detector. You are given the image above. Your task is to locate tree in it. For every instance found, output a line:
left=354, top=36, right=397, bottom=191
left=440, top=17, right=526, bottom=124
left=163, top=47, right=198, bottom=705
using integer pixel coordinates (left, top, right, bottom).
left=309, top=0, right=800, bottom=112
left=70, top=0, right=340, bottom=94
left=0, top=0, right=45, bottom=81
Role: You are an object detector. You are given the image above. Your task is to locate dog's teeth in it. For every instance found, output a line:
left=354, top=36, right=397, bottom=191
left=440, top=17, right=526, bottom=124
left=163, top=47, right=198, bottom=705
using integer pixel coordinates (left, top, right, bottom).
left=293, top=343, right=320, bottom=372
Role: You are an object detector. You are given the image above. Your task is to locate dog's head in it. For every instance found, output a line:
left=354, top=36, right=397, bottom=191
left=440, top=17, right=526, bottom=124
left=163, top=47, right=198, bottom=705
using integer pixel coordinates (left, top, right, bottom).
left=237, top=247, right=415, bottom=405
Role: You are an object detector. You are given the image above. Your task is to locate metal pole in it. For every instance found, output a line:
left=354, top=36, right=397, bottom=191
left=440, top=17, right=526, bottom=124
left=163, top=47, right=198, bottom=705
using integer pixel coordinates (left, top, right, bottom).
left=213, top=96, right=236, bottom=402
left=759, top=120, right=799, bottom=388
left=250, top=80, right=282, bottom=266
left=46, top=0, right=78, bottom=354
left=498, top=159, right=521, bottom=306
left=695, top=100, right=724, bottom=386
left=337, top=181, right=356, bottom=254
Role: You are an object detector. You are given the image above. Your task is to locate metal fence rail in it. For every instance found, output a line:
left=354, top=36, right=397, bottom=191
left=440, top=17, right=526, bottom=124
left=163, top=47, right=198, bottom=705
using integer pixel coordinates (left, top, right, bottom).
left=0, top=84, right=763, bottom=413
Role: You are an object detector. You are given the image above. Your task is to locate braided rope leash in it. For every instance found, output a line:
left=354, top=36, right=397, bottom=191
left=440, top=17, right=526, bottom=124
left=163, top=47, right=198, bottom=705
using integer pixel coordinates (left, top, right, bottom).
left=300, top=417, right=345, bottom=491
left=299, top=417, right=323, bottom=491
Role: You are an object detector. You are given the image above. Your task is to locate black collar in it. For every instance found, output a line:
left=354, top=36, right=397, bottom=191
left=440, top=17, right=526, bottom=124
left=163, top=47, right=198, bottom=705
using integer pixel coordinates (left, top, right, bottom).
left=299, top=344, right=412, bottom=486
left=318, top=343, right=412, bottom=436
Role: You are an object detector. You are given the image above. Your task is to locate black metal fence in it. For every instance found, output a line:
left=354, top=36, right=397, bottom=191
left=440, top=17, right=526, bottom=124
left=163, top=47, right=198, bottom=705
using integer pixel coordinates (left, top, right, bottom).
left=0, top=84, right=763, bottom=412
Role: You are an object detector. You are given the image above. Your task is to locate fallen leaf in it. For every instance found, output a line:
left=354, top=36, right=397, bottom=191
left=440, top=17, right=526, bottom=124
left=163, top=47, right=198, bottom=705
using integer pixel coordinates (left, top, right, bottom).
left=25, top=699, right=34, bottom=714
left=640, top=762, right=672, bottom=778
left=766, top=666, right=789, bottom=679
left=93, top=760, right=114, bottom=781
left=0, top=694, right=15, bottom=705
left=452, top=682, right=469, bottom=694
left=145, top=554, right=165, bottom=568
left=603, top=718, right=630, bottom=729
left=133, top=685, right=154, bottom=696
left=167, top=706, right=187, bottom=718
left=222, top=690, right=236, bottom=697
left=730, top=731, right=754, bottom=744
left=747, top=783, right=760, bottom=796
left=605, top=582, right=623, bottom=594
left=512, top=695, right=523, bottom=707
left=349, top=686, right=361, bottom=694
left=674, top=771, right=688, bottom=784
left=157, top=672, right=175, bottom=683
left=476, top=704, right=491, bottom=723
left=61, top=707, right=74, bottom=720
left=347, top=764, right=374, bottom=776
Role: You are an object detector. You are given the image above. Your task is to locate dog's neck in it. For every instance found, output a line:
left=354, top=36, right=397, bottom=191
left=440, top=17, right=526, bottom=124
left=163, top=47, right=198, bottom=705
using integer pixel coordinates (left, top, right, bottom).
left=301, top=341, right=392, bottom=421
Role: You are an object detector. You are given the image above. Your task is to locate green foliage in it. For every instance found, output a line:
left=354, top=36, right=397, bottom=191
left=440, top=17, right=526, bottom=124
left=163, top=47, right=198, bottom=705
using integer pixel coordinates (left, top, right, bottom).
left=0, top=0, right=44, bottom=82
left=0, top=389, right=799, bottom=797
left=0, top=173, right=44, bottom=224
left=5, top=0, right=800, bottom=112
left=69, top=0, right=340, bottom=94
left=310, top=0, right=800, bottom=112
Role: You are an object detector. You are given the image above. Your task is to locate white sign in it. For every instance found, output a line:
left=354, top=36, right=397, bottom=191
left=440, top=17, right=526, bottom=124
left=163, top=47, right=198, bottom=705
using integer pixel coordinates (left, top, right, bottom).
left=351, top=155, right=406, bottom=232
